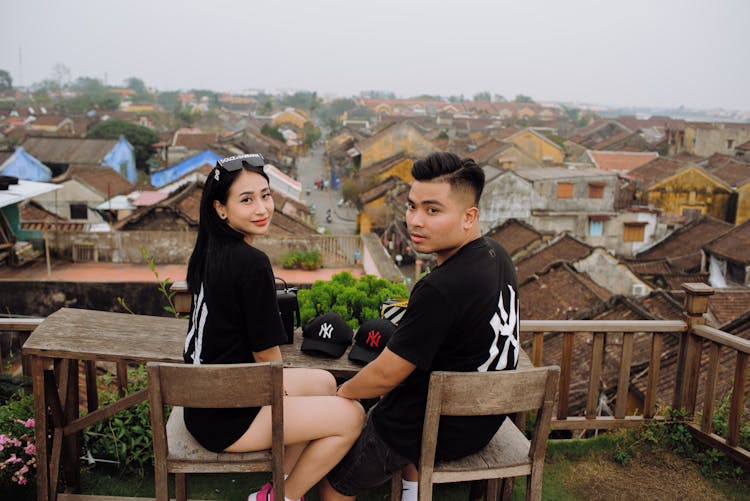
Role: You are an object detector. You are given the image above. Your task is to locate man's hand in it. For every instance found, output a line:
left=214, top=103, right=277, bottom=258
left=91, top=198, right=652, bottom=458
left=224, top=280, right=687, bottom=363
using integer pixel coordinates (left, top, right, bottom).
left=336, top=348, right=416, bottom=399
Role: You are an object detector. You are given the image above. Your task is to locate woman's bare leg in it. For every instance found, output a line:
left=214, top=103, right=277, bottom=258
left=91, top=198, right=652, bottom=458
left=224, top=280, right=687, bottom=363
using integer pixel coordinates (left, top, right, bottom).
left=284, top=368, right=336, bottom=396
left=226, top=395, right=364, bottom=500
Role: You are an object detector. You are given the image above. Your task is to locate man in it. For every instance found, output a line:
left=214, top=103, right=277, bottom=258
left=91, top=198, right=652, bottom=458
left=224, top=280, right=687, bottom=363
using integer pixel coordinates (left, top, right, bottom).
left=320, top=152, right=520, bottom=500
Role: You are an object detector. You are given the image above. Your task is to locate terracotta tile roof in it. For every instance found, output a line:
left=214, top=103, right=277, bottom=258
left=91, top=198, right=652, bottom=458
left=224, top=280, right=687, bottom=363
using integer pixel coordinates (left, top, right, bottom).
left=485, top=218, right=544, bottom=258
left=515, top=234, right=593, bottom=283
left=737, top=139, right=750, bottom=150
left=519, top=262, right=612, bottom=320
left=625, top=157, right=689, bottom=186
left=640, top=290, right=685, bottom=320
left=357, top=176, right=404, bottom=206
left=709, top=159, right=750, bottom=187
left=706, top=289, right=750, bottom=327
left=358, top=152, right=410, bottom=179
left=636, top=216, right=732, bottom=271
left=19, top=201, right=85, bottom=231
left=672, top=152, right=706, bottom=163
left=587, top=150, right=659, bottom=172
left=175, top=185, right=202, bottom=223
left=21, top=136, right=119, bottom=165
left=626, top=259, right=673, bottom=276
left=465, top=138, right=507, bottom=164
left=703, top=218, right=750, bottom=265
left=28, top=115, right=69, bottom=127
left=55, top=165, right=135, bottom=198
left=172, top=131, right=218, bottom=150
left=661, top=274, right=709, bottom=291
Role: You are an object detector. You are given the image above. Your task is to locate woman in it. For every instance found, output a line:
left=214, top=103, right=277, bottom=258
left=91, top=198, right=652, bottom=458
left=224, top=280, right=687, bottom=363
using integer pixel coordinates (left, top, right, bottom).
left=184, top=153, right=364, bottom=501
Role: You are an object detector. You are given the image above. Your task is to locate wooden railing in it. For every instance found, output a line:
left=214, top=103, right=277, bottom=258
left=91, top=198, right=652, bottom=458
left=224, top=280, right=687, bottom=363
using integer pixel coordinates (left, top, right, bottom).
left=5, top=284, right=748, bottom=468
left=0, top=317, right=43, bottom=376
left=521, top=283, right=749, bottom=468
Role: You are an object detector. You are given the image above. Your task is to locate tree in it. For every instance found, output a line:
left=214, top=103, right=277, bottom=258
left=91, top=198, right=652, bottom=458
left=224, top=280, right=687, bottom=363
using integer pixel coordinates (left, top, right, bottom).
left=473, top=91, right=492, bottom=102
left=51, top=63, right=71, bottom=89
left=86, top=120, right=159, bottom=171
left=125, top=77, right=147, bottom=94
left=493, top=94, right=507, bottom=103
left=157, top=91, right=180, bottom=111
left=0, top=69, right=12, bottom=91
left=261, top=123, right=285, bottom=143
left=71, top=76, right=106, bottom=94
left=513, top=94, right=535, bottom=103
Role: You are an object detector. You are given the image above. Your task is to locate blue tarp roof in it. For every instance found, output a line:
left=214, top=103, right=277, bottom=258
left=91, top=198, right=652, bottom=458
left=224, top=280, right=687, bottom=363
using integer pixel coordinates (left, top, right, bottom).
left=150, top=149, right=222, bottom=188
left=0, top=147, right=53, bottom=181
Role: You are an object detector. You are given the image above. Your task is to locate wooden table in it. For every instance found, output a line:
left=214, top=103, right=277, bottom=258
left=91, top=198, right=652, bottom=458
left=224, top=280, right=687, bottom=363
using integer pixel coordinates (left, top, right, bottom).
left=22, top=307, right=362, bottom=501
left=24, top=307, right=532, bottom=501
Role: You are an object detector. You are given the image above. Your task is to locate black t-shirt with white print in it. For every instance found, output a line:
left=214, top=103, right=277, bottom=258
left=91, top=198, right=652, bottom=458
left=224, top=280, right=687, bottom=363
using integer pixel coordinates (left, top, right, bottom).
left=183, top=240, right=287, bottom=452
left=371, top=236, right=519, bottom=463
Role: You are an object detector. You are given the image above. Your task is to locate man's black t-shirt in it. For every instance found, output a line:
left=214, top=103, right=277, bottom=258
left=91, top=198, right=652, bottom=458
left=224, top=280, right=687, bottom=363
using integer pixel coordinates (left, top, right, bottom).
left=371, top=237, right=519, bottom=463
left=183, top=240, right=287, bottom=452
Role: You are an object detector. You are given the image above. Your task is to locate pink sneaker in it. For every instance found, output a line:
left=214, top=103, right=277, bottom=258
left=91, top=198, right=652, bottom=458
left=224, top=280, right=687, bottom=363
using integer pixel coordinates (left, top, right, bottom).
left=248, top=482, right=304, bottom=501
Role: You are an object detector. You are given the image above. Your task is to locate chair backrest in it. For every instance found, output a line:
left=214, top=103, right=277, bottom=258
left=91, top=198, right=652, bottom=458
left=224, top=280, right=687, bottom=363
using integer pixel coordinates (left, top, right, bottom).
left=146, top=361, right=285, bottom=501
left=147, top=361, right=284, bottom=409
left=428, top=366, right=558, bottom=417
left=418, top=366, right=560, bottom=484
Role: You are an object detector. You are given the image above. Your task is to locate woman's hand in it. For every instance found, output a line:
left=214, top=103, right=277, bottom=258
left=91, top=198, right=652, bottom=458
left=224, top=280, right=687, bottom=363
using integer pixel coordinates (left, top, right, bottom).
left=252, top=345, right=283, bottom=363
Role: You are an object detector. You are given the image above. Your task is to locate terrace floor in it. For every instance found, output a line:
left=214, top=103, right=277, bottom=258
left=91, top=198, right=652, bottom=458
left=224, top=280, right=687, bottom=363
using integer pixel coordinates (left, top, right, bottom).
left=0, top=259, right=363, bottom=285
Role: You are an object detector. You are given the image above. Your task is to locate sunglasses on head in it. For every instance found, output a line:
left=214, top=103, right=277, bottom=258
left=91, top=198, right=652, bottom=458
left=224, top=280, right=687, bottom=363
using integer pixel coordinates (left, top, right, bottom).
left=217, top=153, right=265, bottom=172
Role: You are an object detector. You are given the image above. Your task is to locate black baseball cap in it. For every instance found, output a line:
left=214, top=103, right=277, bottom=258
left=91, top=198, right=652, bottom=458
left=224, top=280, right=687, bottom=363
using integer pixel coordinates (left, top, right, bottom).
left=301, top=312, right=353, bottom=358
left=348, top=318, right=396, bottom=365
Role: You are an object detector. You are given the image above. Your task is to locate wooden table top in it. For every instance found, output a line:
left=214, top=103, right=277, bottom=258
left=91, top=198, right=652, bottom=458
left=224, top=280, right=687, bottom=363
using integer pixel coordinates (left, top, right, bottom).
left=23, top=307, right=531, bottom=376
left=23, top=307, right=364, bottom=378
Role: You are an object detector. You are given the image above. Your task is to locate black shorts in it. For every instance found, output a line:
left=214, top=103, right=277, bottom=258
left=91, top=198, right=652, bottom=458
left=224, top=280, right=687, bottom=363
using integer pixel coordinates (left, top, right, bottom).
left=326, top=413, right=412, bottom=496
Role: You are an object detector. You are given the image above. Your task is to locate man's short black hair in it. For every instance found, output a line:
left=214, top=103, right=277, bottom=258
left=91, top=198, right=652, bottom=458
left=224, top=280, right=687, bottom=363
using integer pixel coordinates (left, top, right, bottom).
left=411, top=152, right=485, bottom=205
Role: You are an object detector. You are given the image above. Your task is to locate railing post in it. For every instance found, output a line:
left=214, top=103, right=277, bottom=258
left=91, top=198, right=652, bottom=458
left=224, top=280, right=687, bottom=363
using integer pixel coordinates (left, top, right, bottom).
left=674, top=283, right=714, bottom=415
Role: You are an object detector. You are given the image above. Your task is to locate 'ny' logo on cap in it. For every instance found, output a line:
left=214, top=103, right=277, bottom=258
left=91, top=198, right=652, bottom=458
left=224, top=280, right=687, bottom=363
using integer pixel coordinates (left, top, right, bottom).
left=365, top=330, right=382, bottom=348
left=318, top=322, right=334, bottom=339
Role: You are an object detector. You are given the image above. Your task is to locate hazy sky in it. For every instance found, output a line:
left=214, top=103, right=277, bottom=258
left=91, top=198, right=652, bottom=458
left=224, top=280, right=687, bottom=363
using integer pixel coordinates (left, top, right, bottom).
left=2, top=0, right=749, bottom=110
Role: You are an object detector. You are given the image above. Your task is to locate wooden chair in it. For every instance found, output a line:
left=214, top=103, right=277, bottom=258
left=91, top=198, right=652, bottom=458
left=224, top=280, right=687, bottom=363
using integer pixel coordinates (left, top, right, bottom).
left=146, top=361, right=285, bottom=501
left=390, top=365, right=560, bottom=501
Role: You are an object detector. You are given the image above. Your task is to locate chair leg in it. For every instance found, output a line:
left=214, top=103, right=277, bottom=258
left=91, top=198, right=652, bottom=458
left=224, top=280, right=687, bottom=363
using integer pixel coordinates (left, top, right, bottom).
left=499, top=477, right=514, bottom=501
left=153, top=465, right=169, bottom=501
left=486, top=479, right=500, bottom=501
left=393, top=473, right=409, bottom=500
left=526, top=470, right=542, bottom=501
left=175, top=473, right=187, bottom=501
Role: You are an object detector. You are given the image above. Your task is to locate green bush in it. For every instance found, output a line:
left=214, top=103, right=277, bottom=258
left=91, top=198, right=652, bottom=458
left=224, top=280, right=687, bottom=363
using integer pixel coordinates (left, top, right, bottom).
left=298, top=272, right=408, bottom=330
left=84, top=366, right=156, bottom=476
left=280, top=250, right=322, bottom=270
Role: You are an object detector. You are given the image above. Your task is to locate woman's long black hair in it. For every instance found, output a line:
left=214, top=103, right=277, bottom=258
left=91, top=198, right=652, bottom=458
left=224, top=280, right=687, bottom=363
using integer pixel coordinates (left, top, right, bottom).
left=186, top=163, right=257, bottom=294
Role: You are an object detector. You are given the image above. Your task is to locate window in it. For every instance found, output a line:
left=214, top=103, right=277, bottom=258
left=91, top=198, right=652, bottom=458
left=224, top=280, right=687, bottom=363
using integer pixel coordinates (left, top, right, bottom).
left=70, top=203, right=88, bottom=220
left=120, top=162, right=128, bottom=177
left=589, top=219, right=603, bottom=236
left=682, top=208, right=703, bottom=219
left=727, top=261, right=746, bottom=284
left=588, top=183, right=605, bottom=199
left=623, top=222, right=646, bottom=242
left=727, top=139, right=734, bottom=149
left=557, top=182, right=574, bottom=199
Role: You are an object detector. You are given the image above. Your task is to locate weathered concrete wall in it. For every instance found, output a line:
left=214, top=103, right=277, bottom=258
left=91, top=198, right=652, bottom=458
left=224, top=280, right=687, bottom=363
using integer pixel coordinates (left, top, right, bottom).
left=0, top=281, right=173, bottom=317
left=480, top=171, right=533, bottom=233
left=573, top=248, right=651, bottom=297
left=42, top=232, right=361, bottom=267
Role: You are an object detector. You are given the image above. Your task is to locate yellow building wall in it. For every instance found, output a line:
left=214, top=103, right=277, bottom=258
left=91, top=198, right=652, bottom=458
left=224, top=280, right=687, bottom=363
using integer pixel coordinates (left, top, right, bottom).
left=645, top=168, right=731, bottom=220
left=272, top=110, right=306, bottom=130
left=507, top=131, right=563, bottom=163
left=735, top=183, right=750, bottom=225
left=357, top=197, right=388, bottom=233
left=683, top=127, right=697, bottom=154
left=360, top=125, right=435, bottom=168
left=373, top=158, right=414, bottom=184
